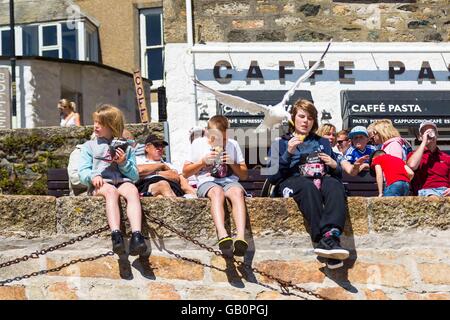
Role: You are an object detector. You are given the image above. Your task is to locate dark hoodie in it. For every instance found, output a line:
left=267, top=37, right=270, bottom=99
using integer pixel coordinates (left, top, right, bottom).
left=267, top=132, right=342, bottom=186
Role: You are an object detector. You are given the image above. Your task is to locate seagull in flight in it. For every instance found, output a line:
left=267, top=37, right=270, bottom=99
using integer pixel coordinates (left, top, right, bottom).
left=193, top=40, right=332, bottom=132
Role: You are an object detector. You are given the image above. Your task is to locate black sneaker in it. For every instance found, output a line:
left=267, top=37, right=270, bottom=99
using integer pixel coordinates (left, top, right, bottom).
left=111, top=230, right=126, bottom=255
left=129, top=231, right=147, bottom=256
left=313, top=236, right=349, bottom=260
left=326, top=258, right=344, bottom=270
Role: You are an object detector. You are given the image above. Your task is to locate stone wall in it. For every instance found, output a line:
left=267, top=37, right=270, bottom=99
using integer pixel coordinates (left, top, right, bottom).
left=0, top=196, right=449, bottom=300
left=0, top=124, right=164, bottom=195
left=164, top=0, right=450, bottom=43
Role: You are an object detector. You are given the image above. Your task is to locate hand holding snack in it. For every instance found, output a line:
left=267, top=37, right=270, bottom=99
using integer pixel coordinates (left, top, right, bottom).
left=202, top=151, right=218, bottom=166
left=294, top=133, right=306, bottom=142
left=287, top=134, right=304, bottom=154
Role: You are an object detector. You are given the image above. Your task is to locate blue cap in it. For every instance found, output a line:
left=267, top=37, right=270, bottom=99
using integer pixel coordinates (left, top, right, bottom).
left=349, top=126, right=368, bottom=139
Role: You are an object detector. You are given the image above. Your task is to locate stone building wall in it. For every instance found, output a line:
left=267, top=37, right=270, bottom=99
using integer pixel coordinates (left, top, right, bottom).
left=0, top=124, right=164, bottom=195
left=164, top=0, right=450, bottom=43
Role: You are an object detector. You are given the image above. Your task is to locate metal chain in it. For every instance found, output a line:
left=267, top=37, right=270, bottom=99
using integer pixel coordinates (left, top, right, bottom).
left=0, top=225, right=110, bottom=269
left=0, top=251, right=114, bottom=286
left=147, top=214, right=327, bottom=300
left=0, top=214, right=327, bottom=300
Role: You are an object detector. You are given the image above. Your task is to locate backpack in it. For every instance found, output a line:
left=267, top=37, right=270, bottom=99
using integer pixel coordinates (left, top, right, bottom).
left=381, top=138, right=412, bottom=161
left=67, top=144, right=88, bottom=195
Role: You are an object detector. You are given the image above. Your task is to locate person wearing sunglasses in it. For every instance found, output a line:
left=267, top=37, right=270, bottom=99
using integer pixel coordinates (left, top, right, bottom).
left=367, top=120, right=412, bottom=161
left=136, top=134, right=196, bottom=198
left=336, top=130, right=351, bottom=156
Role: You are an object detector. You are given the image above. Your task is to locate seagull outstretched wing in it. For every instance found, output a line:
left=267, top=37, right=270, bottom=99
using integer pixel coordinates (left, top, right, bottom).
left=193, top=79, right=269, bottom=115
left=278, top=39, right=332, bottom=108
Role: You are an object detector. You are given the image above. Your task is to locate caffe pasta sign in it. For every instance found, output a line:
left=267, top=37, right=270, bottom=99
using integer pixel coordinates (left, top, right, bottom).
left=213, top=60, right=450, bottom=84
left=351, top=104, right=422, bottom=113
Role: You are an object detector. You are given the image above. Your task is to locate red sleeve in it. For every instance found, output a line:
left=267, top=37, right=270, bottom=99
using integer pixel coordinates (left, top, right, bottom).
left=371, top=156, right=381, bottom=168
left=446, top=154, right=450, bottom=183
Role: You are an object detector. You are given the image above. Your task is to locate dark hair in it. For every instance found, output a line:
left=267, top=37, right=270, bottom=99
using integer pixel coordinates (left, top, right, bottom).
left=369, top=149, right=386, bottom=176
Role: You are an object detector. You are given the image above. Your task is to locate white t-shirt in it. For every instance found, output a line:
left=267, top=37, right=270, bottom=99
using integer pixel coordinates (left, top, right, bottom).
left=136, top=156, right=177, bottom=180
left=186, top=137, right=245, bottom=186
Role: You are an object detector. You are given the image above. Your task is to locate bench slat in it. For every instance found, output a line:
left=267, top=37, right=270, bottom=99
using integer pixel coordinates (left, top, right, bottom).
left=48, top=181, right=70, bottom=189
left=47, top=168, right=69, bottom=181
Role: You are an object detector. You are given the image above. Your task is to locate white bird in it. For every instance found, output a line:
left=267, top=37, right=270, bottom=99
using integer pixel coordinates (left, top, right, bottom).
left=193, top=40, right=332, bottom=133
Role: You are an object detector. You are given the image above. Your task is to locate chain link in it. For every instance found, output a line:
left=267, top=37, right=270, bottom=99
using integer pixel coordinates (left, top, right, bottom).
left=147, top=214, right=327, bottom=300
left=0, top=251, right=114, bottom=286
left=0, top=225, right=109, bottom=269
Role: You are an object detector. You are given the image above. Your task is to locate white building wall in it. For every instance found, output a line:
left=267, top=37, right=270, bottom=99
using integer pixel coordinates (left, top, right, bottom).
left=0, top=59, right=146, bottom=129
left=165, top=42, right=450, bottom=168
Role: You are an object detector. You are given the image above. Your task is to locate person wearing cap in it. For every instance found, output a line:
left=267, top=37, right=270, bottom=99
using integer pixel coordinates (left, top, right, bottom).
left=343, top=126, right=377, bottom=169
left=406, top=121, right=450, bottom=197
left=136, top=134, right=196, bottom=198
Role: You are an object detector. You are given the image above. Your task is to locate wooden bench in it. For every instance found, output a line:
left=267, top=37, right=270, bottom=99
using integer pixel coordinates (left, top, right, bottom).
left=341, top=170, right=378, bottom=197
left=47, top=168, right=70, bottom=197
left=47, top=167, right=378, bottom=198
left=241, top=168, right=379, bottom=198
left=239, top=168, right=272, bottom=197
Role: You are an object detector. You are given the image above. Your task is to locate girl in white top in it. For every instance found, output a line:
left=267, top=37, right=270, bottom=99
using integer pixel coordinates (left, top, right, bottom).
left=58, top=99, right=81, bottom=127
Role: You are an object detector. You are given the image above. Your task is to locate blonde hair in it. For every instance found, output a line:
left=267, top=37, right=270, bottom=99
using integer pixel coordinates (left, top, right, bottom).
left=92, top=104, right=125, bottom=138
left=289, top=99, right=318, bottom=133
left=336, top=129, right=349, bottom=138
left=58, top=99, right=74, bottom=111
left=207, top=115, right=229, bottom=132
left=317, top=123, right=336, bottom=137
left=370, top=119, right=400, bottom=143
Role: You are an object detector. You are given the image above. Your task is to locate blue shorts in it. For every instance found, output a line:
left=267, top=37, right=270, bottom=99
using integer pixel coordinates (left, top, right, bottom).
left=418, top=187, right=447, bottom=197
left=384, top=181, right=410, bottom=197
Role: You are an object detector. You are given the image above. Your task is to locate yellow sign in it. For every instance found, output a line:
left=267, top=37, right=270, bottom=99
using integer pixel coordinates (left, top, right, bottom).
left=133, top=70, right=150, bottom=123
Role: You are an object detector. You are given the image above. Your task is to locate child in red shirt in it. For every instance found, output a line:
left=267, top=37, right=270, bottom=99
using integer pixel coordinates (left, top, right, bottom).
left=369, top=150, right=414, bottom=197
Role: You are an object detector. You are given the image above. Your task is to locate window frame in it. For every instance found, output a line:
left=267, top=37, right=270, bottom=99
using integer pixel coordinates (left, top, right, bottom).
left=38, top=23, right=62, bottom=58
left=140, top=7, right=164, bottom=85
left=84, top=21, right=99, bottom=62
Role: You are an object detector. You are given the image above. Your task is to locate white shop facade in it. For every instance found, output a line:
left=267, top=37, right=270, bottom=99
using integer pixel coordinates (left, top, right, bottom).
left=164, top=42, right=450, bottom=169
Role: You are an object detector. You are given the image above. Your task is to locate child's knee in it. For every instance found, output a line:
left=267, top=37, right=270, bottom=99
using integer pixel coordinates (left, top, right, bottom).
left=154, top=180, right=170, bottom=189
left=227, top=187, right=244, bottom=198
left=208, top=186, right=225, bottom=199
left=105, top=187, right=120, bottom=198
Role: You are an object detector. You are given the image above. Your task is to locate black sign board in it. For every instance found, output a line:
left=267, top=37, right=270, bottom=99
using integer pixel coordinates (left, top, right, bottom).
left=341, top=90, right=450, bottom=129
left=217, top=90, right=313, bottom=127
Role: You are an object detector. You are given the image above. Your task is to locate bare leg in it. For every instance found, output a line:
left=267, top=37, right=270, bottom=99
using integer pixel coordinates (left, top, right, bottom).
left=150, top=181, right=176, bottom=197
left=179, top=176, right=197, bottom=196
left=207, top=186, right=228, bottom=239
left=225, top=187, right=246, bottom=239
left=117, top=182, right=142, bottom=232
left=95, top=183, right=120, bottom=231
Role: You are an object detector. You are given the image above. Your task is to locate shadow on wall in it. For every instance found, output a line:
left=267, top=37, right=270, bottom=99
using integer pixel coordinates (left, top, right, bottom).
left=30, top=61, right=61, bottom=127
